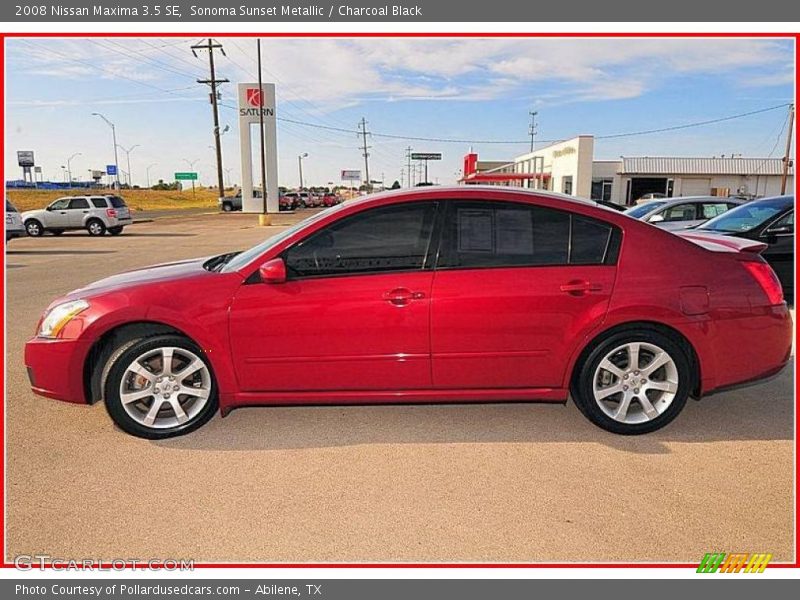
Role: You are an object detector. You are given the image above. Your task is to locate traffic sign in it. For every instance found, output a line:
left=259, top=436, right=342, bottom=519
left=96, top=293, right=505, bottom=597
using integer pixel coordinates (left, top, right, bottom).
left=411, top=153, right=442, bottom=160
left=106, top=164, right=118, bottom=175
left=175, top=172, right=198, bottom=181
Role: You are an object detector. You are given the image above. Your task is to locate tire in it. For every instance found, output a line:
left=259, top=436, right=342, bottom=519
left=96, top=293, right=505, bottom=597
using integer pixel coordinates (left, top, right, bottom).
left=222, top=203, right=233, bottom=212
left=86, top=219, right=106, bottom=236
left=104, top=334, right=218, bottom=439
left=50, top=229, right=65, bottom=236
left=571, top=328, right=692, bottom=435
left=25, top=219, right=44, bottom=237
left=108, top=226, right=124, bottom=236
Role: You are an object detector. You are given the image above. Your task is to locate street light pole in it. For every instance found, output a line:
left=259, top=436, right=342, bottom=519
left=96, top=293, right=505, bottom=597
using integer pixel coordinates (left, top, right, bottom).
left=116, top=144, right=140, bottom=188
left=298, top=152, right=308, bottom=189
left=65, top=152, right=81, bottom=188
left=146, top=163, right=157, bottom=189
left=92, top=112, right=120, bottom=189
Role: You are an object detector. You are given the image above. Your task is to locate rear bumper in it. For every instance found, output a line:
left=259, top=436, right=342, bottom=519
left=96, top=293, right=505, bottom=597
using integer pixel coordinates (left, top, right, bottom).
left=5, top=229, right=25, bottom=241
left=698, top=303, right=793, bottom=395
left=24, top=337, right=92, bottom=403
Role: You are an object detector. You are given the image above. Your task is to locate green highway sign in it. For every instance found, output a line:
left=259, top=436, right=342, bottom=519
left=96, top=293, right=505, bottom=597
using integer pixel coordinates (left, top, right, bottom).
left=174, top=172, right=198, bottom=181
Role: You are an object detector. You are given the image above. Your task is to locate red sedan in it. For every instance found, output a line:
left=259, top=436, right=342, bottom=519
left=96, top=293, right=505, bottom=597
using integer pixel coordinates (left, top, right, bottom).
left=25, top=187, right=792, bottom=439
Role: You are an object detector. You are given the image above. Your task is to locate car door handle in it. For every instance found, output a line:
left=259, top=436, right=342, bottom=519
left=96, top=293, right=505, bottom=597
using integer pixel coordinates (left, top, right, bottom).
left=383, top=288, right=426, bottom=306
left=82, top=210, right=89, bottom=213
left=560, top=280, right=602, bottom=295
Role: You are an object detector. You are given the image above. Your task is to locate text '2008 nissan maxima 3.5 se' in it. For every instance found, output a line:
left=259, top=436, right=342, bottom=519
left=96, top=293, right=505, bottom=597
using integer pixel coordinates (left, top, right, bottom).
left=25, top=187, right=792, bottom=439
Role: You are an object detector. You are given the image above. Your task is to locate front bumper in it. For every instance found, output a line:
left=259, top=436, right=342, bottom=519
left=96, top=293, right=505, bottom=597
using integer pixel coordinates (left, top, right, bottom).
left=25, top=336, right=92, bottom=403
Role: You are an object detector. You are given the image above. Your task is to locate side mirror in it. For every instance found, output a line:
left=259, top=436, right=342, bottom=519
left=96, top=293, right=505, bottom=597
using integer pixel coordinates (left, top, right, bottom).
left=46, top=205, right=53, bottom=211
left=258, top=258, right=287, bottom=284
left=648, top=214, right=665, bottom=223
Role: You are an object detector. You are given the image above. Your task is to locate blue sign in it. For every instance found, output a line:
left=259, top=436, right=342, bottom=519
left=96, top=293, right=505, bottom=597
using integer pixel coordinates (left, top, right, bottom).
left=106, top=164, right=118, bottom=175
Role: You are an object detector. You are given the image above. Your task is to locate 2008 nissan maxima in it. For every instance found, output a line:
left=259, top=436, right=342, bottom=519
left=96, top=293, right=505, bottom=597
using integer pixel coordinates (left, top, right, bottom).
left=25, top=187, right=792, bottom=439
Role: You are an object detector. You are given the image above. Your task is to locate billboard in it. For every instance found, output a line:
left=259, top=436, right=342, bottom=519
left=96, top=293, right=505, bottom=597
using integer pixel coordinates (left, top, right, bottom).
left=411, top=153, right=442, bottom=160
left=17, top=150, right=34, bottom=167
left=340, top=170, right=361, bottom=181
left=237, top=82, right=279, bottom=213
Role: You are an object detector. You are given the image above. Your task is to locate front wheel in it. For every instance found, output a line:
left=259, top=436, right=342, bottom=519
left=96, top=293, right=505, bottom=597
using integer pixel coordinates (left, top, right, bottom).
left=25, top=219, right=44, bottom=237
left=104, top=335, right=218, bottom=439
left=108, top=226, right=124, bottom=236
left=571, top=329, right=692, bottom=435
left=222, top=203, right=233, bottom=212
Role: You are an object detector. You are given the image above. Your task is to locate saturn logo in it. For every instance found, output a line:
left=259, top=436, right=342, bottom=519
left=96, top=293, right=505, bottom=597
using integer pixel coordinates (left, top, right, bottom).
left=246, top=88, right=263, bottom=107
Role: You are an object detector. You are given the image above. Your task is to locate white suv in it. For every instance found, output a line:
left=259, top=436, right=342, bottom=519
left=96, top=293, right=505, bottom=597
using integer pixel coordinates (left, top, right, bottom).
left=5, top=199, right=25, bottom=242
left=22, top=195, right=132, bottom=237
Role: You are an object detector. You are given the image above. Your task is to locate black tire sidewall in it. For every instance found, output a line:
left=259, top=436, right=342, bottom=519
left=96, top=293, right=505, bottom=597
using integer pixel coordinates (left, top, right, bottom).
left=572, top=329, right=691, bottom=435
left=104, top=335, right=219, bottom=439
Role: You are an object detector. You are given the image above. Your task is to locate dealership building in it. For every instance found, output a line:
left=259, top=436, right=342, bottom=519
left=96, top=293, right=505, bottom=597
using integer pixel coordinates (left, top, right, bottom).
left=460, top=135, right=794, bottom=205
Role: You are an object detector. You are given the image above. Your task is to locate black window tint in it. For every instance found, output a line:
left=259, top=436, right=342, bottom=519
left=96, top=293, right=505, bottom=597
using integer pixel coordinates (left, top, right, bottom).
left=108, top=196, right=127, bottom=208
left=439, top=201, right=570, bottom=268
left=570, top=216, right=613, bottom=265
left=69, top=198, right=90, bottom=209
left=90, top=198, right=106, bottom=208
left=284, top=202, right=436, bottom=278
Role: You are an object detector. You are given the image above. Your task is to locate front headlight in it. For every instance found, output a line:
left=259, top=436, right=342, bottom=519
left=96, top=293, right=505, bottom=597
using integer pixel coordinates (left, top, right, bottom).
left=38, top=299, right=90, bottom=338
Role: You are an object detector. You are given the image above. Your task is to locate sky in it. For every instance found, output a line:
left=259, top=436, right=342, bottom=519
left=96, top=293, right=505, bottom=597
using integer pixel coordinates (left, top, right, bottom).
left=3, top=37, right=795, bottom=189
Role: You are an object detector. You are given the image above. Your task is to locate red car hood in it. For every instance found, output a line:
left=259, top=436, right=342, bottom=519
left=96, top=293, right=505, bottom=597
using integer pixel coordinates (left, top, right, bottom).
left=66, top=257, right=212, bottom=299
left=675, top=230, right=767, bottom=254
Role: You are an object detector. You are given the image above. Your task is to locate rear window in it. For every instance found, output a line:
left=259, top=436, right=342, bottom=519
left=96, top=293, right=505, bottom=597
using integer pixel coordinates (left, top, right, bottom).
left=108, top=196, right=127, bottom=208
left=625, top=202, right=665, bottom=218
left=6, top=200, right=17, bottom=213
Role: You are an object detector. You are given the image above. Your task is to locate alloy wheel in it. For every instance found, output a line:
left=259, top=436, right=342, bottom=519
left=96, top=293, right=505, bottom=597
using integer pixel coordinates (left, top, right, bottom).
left=119, top=346, right=212, bottom=429
left=592, top=341, right=679, bottom=424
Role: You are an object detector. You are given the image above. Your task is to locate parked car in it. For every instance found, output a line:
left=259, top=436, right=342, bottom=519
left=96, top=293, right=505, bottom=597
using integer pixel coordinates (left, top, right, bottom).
left=624, top=197, right=744, bottom=231
left=219, top=189, right=262, bottom=212
left=25, top=186, right=791, bottom=439
left=637, top=192, right=667, bottom=203
left=22, top=195, right=131, bottom=237
left=279, top=194, right=297, bottom=211
left=687, top=195, right=794, bottom=300
left=5, top=198, right=26, bottom=242
left=321, top=193, right=340, bottom=207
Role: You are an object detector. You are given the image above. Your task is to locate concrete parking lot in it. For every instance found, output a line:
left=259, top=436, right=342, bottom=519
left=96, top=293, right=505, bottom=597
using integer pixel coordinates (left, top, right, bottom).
left=4, top=212, right=795, bottom=564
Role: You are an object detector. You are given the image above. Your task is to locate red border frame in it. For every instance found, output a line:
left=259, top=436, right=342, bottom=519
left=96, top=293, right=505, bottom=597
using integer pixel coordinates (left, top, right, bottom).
left=1, top=29, right=797, bottom=571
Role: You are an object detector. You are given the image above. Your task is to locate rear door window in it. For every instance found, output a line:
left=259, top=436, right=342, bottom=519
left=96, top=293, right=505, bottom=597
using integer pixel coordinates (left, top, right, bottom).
left=700, top=202, right=730, bottom=219
left=90, top=198, right=107, bottom=208
left=69, top=198, right=90, bottom=210
left=437, top=200, right=618, bottom=269
left=661, top=203, right=696, bottom=222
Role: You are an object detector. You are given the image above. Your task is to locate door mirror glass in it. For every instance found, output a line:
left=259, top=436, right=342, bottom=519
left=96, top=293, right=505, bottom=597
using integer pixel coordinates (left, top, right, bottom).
left=648, top=214, right=665, bottom=223
left=259, top=258, right=287, bottom=284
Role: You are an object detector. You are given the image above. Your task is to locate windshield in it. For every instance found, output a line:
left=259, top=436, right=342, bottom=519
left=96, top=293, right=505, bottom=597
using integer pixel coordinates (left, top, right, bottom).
left=625, top=201, right=665, bottom=219
left=698, top=197, right=792, bottom=233
left=220, top=204, right=345, bottom=273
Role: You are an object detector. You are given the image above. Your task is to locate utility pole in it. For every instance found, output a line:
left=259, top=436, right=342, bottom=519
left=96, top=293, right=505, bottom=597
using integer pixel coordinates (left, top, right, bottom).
left=405, top=146, right=413, bottom=188
left=358, top=117, right=371, bottom=191
left=192, top=38, right=229, bottom=199
left=529, top=111, right=538, bottom=153
left=781, top=103, right=795, bottom=195
left=400, top=167, right=405, bottom=188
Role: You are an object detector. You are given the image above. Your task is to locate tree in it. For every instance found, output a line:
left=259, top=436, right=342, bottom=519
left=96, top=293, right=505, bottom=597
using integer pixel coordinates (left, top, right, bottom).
left=390, top=180, right=401, bottom=189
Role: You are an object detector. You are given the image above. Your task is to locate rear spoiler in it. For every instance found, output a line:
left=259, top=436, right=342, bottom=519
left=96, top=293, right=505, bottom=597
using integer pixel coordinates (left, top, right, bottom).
left=676, top=231, right=767, bottom=254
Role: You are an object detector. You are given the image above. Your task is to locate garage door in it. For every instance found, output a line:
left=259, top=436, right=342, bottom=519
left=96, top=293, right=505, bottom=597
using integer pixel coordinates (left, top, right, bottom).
left=680, top=178, right=712, bottom=196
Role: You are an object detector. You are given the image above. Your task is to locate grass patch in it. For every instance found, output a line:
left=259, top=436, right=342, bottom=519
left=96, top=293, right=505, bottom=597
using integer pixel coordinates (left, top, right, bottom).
left=7, top=188, right=221, bottom=212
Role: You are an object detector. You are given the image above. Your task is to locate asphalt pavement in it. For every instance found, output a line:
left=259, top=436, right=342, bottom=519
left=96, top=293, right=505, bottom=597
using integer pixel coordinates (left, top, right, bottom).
left=4, top=212, right=795, bottom=564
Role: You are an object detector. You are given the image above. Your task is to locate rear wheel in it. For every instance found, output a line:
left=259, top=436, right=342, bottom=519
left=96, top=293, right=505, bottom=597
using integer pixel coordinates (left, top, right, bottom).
left=104, top=335, right=218, bottom=439
left=25, top=219, right=44, bottom=237
left=571, top=328, right=691, bottom=435
left=86, top=219, right=106, bottom=236
left=108, top=226, right=124, bottom=236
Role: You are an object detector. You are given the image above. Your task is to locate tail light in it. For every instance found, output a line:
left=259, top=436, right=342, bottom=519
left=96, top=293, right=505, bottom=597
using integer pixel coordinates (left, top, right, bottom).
left=742, top=260, right=784, bottom=305
left=106, top=208, right=117, bottom=218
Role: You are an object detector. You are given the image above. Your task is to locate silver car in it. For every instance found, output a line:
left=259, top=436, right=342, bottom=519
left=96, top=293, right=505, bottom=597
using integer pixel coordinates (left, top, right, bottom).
left=22, top=195, right=132, bottom=237
left=624, top=196, right=744, bottom=231
left=5, top=199, right=25, bottom=242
